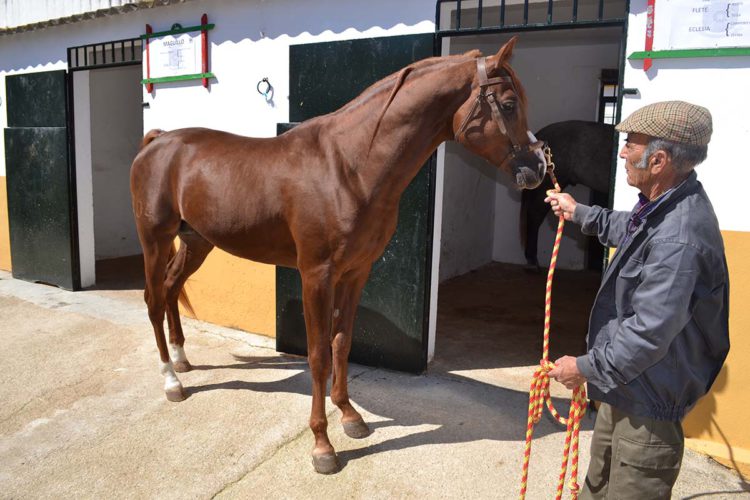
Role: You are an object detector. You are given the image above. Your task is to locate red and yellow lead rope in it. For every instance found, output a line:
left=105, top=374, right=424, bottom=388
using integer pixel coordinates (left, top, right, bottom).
left=519, top=149, right=588, bottom=500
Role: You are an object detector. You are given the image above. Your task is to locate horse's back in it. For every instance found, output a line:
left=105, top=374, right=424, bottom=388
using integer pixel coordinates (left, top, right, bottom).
left=535, top=120, right=614, bottom=192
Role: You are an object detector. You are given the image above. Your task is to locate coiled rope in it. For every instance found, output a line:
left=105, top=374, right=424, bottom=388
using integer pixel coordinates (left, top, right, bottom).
left=519, top=146, right=588, bottom=500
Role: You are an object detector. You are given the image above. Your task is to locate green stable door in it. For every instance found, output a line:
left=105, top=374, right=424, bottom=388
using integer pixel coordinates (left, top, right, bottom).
left=276, top=33, right=435, bottom=373
left=4, top=70, right=79, bottom=290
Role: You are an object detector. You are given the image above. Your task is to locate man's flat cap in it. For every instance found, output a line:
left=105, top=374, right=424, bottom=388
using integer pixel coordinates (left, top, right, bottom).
left=616, top=100, right=712, bottom=146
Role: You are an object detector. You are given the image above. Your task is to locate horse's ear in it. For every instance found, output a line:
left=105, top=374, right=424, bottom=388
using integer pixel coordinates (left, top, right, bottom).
left=487, top=36, right=518, bottom=72
left=497, top=36, right=518, bottom=61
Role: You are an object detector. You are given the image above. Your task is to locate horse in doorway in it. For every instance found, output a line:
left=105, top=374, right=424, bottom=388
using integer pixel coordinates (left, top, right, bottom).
left=130, top=37, right=545, bottom=474
left=520, top=120, right=615, bottom=269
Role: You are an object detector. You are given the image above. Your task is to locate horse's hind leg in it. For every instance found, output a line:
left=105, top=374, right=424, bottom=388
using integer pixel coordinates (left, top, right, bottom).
left=141, top=230, right=186, bottom=402
left=331, top=267, right=371, bottom=439
left=164, top=227, right=214, bottom=373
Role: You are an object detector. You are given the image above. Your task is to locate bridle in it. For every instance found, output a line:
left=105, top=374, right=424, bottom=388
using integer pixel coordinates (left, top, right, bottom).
left=455, top=57, right=544, bottom=163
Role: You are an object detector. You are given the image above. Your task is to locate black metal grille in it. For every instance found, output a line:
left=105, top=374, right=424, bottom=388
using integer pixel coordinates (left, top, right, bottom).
left=436, top=0, right=627, bottom=36
left=67, top=37, right=142, bottom=72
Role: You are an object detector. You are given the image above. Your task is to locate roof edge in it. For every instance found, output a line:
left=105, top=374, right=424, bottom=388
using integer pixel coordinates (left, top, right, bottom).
left=0, top=0, right=196, bottom=37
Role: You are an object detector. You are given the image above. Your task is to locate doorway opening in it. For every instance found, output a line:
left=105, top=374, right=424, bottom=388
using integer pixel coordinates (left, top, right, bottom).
left=69, top=39, right=145, bottom=296
left=431, top=7, right=625, bottom=392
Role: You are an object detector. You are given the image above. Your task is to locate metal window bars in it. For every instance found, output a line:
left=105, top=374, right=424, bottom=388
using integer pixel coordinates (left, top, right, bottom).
left=67, top=37, right=142, bottom=71
left=436, top=0, right=626, bottom=36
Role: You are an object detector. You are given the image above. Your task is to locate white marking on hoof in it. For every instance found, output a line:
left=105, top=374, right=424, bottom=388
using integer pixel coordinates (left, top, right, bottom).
left=160, top=360, right=184, bottom=401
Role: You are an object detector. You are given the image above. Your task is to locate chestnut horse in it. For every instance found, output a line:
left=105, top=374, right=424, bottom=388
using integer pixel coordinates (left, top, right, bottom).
left=130, top=37, right=545, bottom=474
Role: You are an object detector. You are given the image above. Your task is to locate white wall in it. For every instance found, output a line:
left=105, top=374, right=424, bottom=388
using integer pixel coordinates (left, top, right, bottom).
left=0, top=0, right=437, bottom=285
left=616, top=0, right=750, bottom=232
left=73, top=71, right=96, bottom=287
left=439, top=142, right=496, bottom=281
left=139, top=0, right=435, bottom=137
left=90, top=65, right=143, bottom=259
left=1, top=0, right=436, bottom=170
left=441, top=28, right=622, bottom=273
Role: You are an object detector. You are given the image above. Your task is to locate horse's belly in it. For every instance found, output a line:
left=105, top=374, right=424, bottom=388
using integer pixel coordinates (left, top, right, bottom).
left=190, top=220, right=298, bottom=268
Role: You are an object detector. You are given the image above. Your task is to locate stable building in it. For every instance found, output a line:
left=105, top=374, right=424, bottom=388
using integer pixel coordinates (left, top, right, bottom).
left=1, top=0, right=748, bottom=475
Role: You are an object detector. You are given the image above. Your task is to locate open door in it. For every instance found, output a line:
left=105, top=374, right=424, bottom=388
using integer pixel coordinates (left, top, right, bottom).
left=4, top=70, right=79, bottom=290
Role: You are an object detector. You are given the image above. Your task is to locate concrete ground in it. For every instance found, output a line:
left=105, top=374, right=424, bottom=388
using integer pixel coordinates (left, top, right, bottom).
left=1, top=267, right=748, bottom=499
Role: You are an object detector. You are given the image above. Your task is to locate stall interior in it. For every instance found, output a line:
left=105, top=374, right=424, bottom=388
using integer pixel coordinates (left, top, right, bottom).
left=74, top=63, right=145, bottom=293
left=432, top=27, right=623, bottom=387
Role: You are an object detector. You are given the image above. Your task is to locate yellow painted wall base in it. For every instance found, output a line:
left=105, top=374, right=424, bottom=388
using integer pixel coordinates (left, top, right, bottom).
left=683, top=230, right=750, bottom=472
left=0, top=176, right=11, bottom=271
left=179, top=245, right=276, bottom=338
left=685, top=438, right=750, bottom=477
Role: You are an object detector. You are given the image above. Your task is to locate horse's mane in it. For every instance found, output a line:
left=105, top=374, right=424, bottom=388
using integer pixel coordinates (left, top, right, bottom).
left=337, top=50, right=482, bottom=116
left=353, top=51, right=483, bottom=164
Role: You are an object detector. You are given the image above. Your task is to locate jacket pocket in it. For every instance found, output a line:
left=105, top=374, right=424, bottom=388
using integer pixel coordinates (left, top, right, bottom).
left=615, top=258, right=643, bottom=316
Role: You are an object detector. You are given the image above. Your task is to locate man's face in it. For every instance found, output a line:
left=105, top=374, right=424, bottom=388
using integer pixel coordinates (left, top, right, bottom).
left=619, top=132, right=654, bottom=190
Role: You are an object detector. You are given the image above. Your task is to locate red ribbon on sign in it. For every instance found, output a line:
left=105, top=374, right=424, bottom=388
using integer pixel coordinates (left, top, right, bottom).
left=644, top=0, right=655, bottom=71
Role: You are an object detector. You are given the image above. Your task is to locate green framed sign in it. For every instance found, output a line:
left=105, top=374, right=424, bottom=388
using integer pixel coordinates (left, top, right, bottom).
left=141, top=14, right=214, bottom=91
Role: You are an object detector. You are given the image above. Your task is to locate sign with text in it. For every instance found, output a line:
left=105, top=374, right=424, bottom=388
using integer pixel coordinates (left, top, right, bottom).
left=667, top=0, right=750, bottom=48
left=149, top=33, right=201, bottom=79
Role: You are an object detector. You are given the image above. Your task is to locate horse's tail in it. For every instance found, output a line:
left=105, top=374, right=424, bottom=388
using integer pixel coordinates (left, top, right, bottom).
left=167, top=242, right=197, bottom=318
left=140, top=129, right=165, bottom=150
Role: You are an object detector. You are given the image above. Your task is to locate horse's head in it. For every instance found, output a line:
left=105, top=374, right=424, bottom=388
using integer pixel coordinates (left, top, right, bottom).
left=453, top=37, right=546, bottom=190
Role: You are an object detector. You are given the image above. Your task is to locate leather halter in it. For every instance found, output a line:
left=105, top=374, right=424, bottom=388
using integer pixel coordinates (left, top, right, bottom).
left=455, top=57, right=543, bottom=162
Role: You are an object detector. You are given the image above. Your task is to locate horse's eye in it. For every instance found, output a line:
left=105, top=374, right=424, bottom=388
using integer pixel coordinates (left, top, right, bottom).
left=501, top=101, right=516, bottom=113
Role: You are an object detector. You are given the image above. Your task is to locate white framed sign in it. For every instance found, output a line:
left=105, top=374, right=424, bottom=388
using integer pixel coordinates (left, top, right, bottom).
left=150, top=33, right=201, bottom=78
left=666, top=0, right=750, bottom=49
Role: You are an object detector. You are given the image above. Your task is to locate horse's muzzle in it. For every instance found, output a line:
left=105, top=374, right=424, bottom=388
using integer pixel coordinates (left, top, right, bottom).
left=513, top=154, right=546, bottom=189
left=511, top=131, right=547, bottom=189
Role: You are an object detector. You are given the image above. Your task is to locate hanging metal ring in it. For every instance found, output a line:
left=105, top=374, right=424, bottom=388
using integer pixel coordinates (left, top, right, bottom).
left=257, top=77, right=272, bottom=100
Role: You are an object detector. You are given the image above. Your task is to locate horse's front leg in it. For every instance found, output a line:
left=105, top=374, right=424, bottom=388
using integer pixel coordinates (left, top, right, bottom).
left=300, top=265, right=338, bottom=474
left=331, top=267, right=371, bottom=439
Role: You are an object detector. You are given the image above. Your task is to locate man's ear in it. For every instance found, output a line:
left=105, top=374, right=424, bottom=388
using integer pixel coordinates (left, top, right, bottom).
left=486, top=36, right=518, bottom=73
left=649, top=150, right=669, bottom=173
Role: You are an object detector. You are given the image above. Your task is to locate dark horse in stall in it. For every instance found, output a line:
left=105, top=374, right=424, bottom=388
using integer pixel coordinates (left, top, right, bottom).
left=130, top=38, right=546, bottom=474
left=521, top=120, right=615, bottom=269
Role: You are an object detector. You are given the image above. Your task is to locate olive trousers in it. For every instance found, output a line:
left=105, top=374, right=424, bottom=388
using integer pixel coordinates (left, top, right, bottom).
left=579, top=402, right=684, bottom=500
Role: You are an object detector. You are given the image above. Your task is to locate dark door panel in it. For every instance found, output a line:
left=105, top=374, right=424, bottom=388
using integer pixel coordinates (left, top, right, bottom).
left=277, top=33, right=435, bottom=373
left=4, top=70, right=78, bottom=290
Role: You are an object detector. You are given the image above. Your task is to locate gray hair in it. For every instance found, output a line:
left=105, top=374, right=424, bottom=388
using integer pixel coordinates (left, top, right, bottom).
left=635, top=138, right=708, bottom=172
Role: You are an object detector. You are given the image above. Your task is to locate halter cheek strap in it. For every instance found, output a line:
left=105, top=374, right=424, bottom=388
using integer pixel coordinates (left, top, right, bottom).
left=455, top=57, right=544, bottom=162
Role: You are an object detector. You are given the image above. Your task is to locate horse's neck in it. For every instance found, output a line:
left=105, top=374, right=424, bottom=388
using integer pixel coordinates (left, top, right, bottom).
left=332, top=61, right=474, bottom=205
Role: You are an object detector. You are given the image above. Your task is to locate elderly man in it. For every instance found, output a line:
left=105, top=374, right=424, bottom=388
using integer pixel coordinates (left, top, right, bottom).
left=545, top=101, right=729, bottom=499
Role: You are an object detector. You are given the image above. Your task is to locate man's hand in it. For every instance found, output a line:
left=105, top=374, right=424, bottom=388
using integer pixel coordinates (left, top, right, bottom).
left=544, top=192, right=577, bottom=221
left=548, top=355, right=586, bottom=390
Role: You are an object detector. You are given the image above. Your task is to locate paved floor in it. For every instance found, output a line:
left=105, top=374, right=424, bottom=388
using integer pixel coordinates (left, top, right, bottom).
left=1, top=269, right=748, bottom=499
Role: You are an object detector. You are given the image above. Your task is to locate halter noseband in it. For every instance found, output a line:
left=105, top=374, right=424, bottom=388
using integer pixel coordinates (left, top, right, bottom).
left=455, top=57, right=544, bottom=162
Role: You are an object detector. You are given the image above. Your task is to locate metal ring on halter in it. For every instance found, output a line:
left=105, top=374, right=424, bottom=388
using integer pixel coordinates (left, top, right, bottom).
left=256, top=77, right=272, bottom=99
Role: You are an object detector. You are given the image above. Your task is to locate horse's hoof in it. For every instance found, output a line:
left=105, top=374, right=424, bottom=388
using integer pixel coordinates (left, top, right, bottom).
left=523, top=263, right=540, bottom=274
left=173, top=360, right=192, bottom=373
left=343, top=420, right=371, bottom=439
left=165, top=386, right=186, bottom=402
left=312, top=452, right=340, bottom=474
